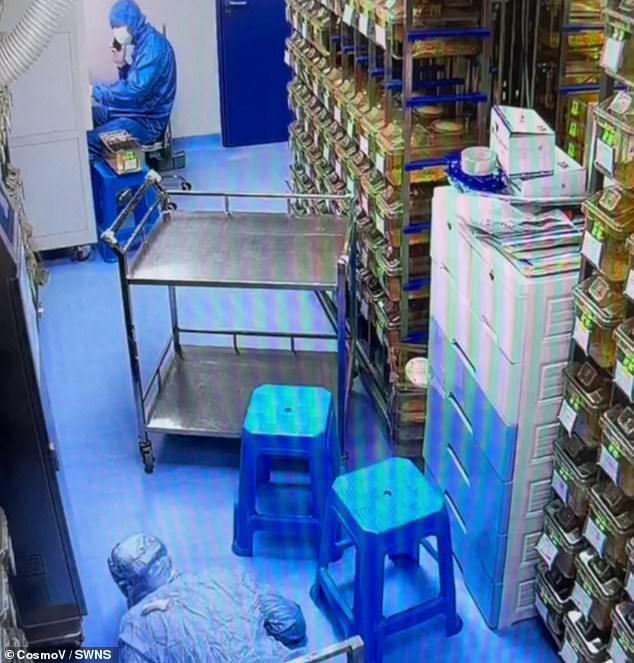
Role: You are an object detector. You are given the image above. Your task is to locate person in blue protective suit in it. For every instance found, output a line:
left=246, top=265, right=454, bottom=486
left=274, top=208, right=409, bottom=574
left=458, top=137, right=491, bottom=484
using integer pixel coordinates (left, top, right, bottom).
left=109, top=534, right=307, bottom=663
left=88, top=0, right=177, bottom=160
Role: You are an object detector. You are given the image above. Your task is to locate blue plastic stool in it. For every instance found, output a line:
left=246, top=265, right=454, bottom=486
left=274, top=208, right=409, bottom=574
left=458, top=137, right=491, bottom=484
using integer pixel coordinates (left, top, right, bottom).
left=311, top=458, right=461, bottom=663
left=232, top=385, right=340, bottom=557
left=90, top=161, right=159, bottom=262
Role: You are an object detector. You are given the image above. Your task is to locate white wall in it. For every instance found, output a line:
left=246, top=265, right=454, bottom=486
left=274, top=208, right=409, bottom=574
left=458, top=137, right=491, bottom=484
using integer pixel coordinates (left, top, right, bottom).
left=82, top=0, right=221, bottom=138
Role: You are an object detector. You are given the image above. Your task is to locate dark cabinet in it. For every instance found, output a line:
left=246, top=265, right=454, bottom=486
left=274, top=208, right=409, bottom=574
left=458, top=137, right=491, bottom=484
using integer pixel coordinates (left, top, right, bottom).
left=0, top=180, right=85, bottom=646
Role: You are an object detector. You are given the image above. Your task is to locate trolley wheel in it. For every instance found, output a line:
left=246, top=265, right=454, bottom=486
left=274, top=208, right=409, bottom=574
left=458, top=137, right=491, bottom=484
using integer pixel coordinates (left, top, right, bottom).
left=140, top=441, right=156, bottom=474
left=181, top=180, right=193, bottom=192
left=72, top=245, right=92, bottom=262
left=167, top=202, right=178, bottom=211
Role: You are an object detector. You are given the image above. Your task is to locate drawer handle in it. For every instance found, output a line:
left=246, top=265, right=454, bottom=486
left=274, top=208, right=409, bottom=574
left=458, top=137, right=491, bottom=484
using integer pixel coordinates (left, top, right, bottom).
left=445, top=492, right=467, bottom=533
left=448, top=443, right=471, bottom=488
left=448, top=392, right=473, bottom=434
left=452, top=340, right=476, bottom=378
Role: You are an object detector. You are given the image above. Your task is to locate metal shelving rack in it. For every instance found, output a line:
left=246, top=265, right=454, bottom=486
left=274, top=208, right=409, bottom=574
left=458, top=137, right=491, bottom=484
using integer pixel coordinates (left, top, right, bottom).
left=535, top=1, right=634, bottom=659
left=535, top=0, right=606, bottom=165
left=285, top=0, right=494, bottom=456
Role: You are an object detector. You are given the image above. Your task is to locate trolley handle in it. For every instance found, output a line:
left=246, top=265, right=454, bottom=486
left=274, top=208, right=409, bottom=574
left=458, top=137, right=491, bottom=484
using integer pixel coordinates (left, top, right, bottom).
left=163, top=189, right=353, bottom=212
left=289, top=637, right=364, bottom=662
left=101, top=171, right=164, bottom=252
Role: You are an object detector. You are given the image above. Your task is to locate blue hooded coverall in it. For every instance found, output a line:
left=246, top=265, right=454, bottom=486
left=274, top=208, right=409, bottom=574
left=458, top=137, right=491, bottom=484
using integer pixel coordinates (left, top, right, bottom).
left=89, top=0, right=177, bottom=158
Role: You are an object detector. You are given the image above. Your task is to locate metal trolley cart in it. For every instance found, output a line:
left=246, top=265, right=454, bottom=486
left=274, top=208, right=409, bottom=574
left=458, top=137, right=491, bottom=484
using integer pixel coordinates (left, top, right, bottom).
left=103, top=175, right=357, bottom=473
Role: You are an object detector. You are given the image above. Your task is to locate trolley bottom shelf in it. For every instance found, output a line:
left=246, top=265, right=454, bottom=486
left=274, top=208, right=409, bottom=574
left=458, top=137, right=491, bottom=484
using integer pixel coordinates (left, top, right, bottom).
left=145, top=345, right=339, bottom=438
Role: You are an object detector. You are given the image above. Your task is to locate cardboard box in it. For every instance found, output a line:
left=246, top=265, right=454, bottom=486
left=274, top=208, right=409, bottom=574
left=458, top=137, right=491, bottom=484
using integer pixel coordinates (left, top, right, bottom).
left=490, top=106, right=556, bottom=177
left=510, top=146, right=587, bottom=198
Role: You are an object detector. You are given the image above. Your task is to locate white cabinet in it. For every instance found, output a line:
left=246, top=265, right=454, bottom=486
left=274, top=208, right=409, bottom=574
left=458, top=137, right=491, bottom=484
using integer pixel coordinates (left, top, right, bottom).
left=2, top=0, right=96, bottom=251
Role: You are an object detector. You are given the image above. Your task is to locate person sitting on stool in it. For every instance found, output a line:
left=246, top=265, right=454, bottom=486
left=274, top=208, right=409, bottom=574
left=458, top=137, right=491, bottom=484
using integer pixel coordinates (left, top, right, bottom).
left=88, top=0, right=177, bottom=160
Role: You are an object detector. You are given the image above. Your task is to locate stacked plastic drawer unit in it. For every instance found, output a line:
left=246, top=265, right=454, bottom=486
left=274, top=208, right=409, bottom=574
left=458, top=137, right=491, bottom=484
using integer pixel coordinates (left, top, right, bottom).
left=424, top=186, right=577, bottom=629
left=0, top=508, right=26, bottom=656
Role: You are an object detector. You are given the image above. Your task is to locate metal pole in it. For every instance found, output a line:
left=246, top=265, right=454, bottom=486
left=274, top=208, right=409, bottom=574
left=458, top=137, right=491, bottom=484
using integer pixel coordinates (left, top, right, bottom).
left=399, top=0, right=414, bottom=340
left=529, top=0, right=541, bottom=108
left=168, top=286, right=181, bottom=355
left=336, top=254, right=348, bottom=457
left=384, top=26, right=393, bottom=126
left=477, top=0, right=494, bottom=144
left=116, top=254, right=154, bottom=472
left=496, top=0, right=508, bottom=104
left=348, top=199, right=358, bottom=396
left=555, top=0, right=572, bottom=133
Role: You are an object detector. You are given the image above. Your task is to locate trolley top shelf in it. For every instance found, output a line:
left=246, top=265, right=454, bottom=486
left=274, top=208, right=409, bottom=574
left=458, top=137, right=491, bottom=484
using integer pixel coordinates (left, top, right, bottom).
left=126, top=209, right=348, bottom=289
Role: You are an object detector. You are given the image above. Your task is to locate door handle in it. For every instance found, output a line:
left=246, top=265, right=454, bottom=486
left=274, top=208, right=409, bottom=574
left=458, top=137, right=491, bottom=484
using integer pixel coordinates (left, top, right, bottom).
left=226, top=1, right=248, bottom=6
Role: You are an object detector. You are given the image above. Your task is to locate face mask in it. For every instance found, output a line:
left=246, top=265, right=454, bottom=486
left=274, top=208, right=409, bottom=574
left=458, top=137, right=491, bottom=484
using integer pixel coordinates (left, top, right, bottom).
left=113, top=26, right=133, bottom=46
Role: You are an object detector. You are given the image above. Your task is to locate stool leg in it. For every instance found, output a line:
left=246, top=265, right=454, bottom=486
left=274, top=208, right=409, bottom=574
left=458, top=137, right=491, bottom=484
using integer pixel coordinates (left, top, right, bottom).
left=436, top=510, right=462, bottom=637
left=257, top=455, right=272, bottom=485
left=232, top=447, right=259, bottom=557
left=310, top=454, right=333, bottom=524
left=353, top=545, right=385, bottom=663
left=328, top=410, right=342, bottom=477
left=317, top=499, right=339, bottom=570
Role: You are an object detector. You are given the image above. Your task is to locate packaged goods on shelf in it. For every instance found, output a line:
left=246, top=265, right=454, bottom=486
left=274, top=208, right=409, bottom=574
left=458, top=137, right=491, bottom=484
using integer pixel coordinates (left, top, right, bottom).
left=553, top=435, right=599, bottom=518
left=626, top=237, right=634, bottom=303
left=511, top=146, right=587, bottom=197
left=561, top=610, right=611, bottom=663
left=375, top=118, right=477, bottom=186
left=581, top=186, right=634, bottom=282
left=593, top=92, right=634, bottom=188
left=490, top=106, right=557, bottom=177
left=585, top=481, right=634, bottom=567
left=535, top=561, right=575, bottom=645
left=602, top=5, right=634, bottom=85
left=564, top=97, right=599, bottom=168
left=560, top=362, right=611, bottom=448
left=608, top=601, right=634, bottom=662
left=389, top=386, right=426, bottom=455
left=573, top=275, right=626, bottom=369
left=599, top=405, right=634, bottom=498
left=539, top=499, right=588, bottom=579
left=627, top=538, right=634, bottom=600
left=614, top=319, right=634, bottom=400
left=571, top=548, right=623, bottom=632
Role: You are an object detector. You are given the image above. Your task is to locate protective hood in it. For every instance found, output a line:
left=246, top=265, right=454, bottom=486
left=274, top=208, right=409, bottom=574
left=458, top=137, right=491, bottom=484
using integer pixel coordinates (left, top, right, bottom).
left=109, top=0, right=148, bottom=42
left=108, top=534, right=176, bottom=608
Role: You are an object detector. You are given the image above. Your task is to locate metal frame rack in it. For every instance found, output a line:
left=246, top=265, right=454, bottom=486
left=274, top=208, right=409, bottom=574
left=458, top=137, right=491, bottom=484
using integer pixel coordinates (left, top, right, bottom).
left=285, top=0, right=494, bottom=455
left=103, top=176, right=356, bottom=473
left=535, top=0, right=634, bottom=659
left=534, top=0, right=606, bottom=166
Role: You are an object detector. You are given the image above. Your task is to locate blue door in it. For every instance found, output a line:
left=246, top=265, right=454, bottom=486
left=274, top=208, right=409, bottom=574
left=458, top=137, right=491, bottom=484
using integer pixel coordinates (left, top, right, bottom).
left=217, top=0, right=292, bottom=147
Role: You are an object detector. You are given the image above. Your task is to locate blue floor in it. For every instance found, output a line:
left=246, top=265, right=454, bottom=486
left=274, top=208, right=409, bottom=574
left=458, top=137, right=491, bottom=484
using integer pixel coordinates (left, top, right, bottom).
left=39, top=138, right=558, bottom=661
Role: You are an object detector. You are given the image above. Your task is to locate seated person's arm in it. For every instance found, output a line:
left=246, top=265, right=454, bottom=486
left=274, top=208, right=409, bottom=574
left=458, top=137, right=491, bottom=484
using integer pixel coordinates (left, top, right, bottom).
left=111, top=42, right=130, bottom=81
left=93, top=48, right=161, bottom=111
